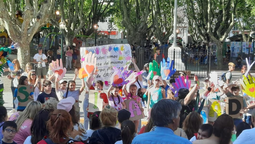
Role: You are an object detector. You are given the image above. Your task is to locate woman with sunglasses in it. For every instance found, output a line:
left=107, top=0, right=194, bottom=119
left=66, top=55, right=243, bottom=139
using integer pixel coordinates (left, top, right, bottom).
left=28, top=70, right=41, bottom=100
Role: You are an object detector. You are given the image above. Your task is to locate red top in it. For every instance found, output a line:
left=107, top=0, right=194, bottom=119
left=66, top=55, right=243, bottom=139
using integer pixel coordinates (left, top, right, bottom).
left=138, top=126, right=146, bottom=134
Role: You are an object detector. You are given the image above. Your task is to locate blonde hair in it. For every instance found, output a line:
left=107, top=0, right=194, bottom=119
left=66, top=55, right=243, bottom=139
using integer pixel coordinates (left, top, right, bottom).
left=16, top=101, right=42, bottom=130
left=44, top=97, right=58, bottom=110
left=25, top=63, right=33, bottom=73
left=100, top=106, right=118, bottom=127
left=12, top=59, right=21, bottom=71
left=27, top=70, right=36, bottom=84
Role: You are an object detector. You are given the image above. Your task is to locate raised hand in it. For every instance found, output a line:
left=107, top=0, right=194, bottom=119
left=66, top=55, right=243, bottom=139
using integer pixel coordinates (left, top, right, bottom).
left=160, top=58, right=176, bottom=80
left=241, top=74, right=255, bottom=98
left=171, top=76, right=191, bottom=97
left=49, top=59, right=66, bottom=80
left=79, top=52, right=97, bottom=79
left=149, top=60, right=161, bottom=80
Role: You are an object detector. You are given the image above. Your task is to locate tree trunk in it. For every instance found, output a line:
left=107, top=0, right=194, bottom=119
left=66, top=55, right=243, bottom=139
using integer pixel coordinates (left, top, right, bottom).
left=18, top=42, right=31, bottom=69
left=65, top=35, right=74, bottom=47
left=216, top=42, right=223, bottom=70
left=127, top=31, right=147, bottom=46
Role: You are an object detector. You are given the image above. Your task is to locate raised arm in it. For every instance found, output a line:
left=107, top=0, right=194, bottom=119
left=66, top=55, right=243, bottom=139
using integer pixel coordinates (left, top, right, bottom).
left=183, top=84, right=198, bottom=105
left=132, top=58, right=142, bottom=82
left=79, top=78, right=85, bottom=95
left=122, top=84, right=129, bottom=97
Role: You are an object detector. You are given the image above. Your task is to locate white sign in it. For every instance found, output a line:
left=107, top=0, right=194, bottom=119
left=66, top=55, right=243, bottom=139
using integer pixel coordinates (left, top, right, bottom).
left=80, top=44, right=132, bottom=89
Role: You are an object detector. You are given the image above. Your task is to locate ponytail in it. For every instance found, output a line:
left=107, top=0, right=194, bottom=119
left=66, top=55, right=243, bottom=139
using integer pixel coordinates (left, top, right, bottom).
left=219, top=128, right=232, bottom=144
left=111, top=94, right=121, bottom=107
left=121, top=120, right=135, bottom=144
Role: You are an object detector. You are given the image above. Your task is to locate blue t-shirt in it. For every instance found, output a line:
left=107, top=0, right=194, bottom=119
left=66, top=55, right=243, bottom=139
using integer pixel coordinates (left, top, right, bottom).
left=63, top=90, right=80, bottom=100
left=14, top=88, right=26, bottom=111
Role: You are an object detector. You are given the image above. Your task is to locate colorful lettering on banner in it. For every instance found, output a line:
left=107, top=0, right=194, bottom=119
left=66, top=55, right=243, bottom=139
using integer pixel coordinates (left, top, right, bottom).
left=124, top=99, right=144, bottom=121
left=88, top=90, right=107, bottom=113
left=208, top=100, right=222, bottom=122
left=226, top=97, right=243, bottom=119
left=80, top=44, right=132, bottom=90
left=17, top=85, right=33, bottom=107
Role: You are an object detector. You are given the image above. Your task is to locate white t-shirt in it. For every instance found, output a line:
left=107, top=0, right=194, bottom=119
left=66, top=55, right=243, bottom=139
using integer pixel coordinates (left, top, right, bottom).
left=33, top=53, right=47, bottom=67
left=115, top=140, right=123, bottom=144
left=23, top=135, right=32, bottom=144
left=56, top=89, right=66, bottom=101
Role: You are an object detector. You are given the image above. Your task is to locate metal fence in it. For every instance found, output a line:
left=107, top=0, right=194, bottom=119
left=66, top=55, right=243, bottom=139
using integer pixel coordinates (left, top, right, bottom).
left=135, top=46, right=210, bottom=78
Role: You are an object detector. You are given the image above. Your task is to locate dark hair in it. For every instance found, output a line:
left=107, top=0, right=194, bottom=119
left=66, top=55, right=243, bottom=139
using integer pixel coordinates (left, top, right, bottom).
left=43, top=80, right=52, bottom=87
left=111, top=86, right=121, bottom=107
left=143, top=63, right=149, bottom=71
left=178, top=88, right=189, bottom=99
left=69, top=106, right=78, bottom=125
left=236, top=122, right=250, bottom=137
left=30, top=109, right=51, bottom=144
left=151, top=99, right=182, bottom=127
left=90, top=111, right=101, bottom=130
left=183, top=112, right=203, bottom=139
left=96, top=80, right=104, bottom=87
left=169, top=78, right=176, bottom=84
left=213, top=114, right=234, bottom=144
left=144, top=117, right=154, bottom=133
left=231, top=86, right=240, bottom=92
left=121, top=120, right=135, bottom=144
left=199, top=124, right=213, bottom=138
left=0, top=106, right=7, bottom=123
left=19, top=76, right=28, bottom=85
left=2, top=121, right=17, bottom=131
left=65, top=80, right=76, bottom=98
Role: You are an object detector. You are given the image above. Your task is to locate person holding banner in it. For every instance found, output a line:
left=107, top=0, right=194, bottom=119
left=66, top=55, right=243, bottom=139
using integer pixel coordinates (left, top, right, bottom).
left=14, top=76, right=34, bottom=111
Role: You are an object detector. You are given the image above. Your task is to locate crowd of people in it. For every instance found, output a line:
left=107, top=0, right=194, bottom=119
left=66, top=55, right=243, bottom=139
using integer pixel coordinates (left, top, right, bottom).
left=0, top=45, right=254, bottom=144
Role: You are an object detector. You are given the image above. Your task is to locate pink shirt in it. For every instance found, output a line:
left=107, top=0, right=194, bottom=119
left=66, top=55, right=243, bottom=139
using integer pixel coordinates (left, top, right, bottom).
left=14, top=119, right=32, bottom=144
left=126, top=93, right=141, bottom=103
left=66, top=50, right=72, bottom=57
left=109, top=95, right=124, bottom=111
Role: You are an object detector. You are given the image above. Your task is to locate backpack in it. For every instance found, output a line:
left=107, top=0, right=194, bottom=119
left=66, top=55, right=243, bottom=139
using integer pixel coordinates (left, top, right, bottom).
left=221, top=72, right=227, bottom=82
left=221, top=71, right=232, bottom=82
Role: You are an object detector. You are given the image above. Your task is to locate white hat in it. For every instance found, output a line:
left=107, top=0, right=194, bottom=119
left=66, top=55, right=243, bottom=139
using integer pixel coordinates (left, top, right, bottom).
left=59, top=80, right=67, bottom=84
left=57, top=97, right=75, bottom=112
left=153, top=75, right=160, bottom=81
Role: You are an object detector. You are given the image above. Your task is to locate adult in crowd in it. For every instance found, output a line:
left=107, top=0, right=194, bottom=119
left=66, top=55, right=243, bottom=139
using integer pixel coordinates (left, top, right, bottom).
left=117, top=109, right=131, bottom=128
left=73, top=47, right=80, bottom=68
left=183, top=111, right=203, bottom=139
left=193, top=114, right=234, bottom=144
left=65, top=46, right=73, bottom=70
left=33, top=48, right=47, bottom=81
left=142, top=63, right=149, bottom=89
left=27, top=70, right=41, bottom=100
left=23, top=109, right=52, bottom=144
left=132, top=99, right=191, bottom=144
left=5, top=59, right=23, bottom=109
left=56, top=46, right=61, bottom=60
left=115, top=120, right=136, bottom=144
left=234, top=109, right=255, bottom=144
left=57, top=97, right=87, bottom=142
left=178, top=85, right=198, bottom=128
left=46, top=50, right=55, bottom=66
left=37, top=109, right=83, bottom=144
left=37, top=80, right=58, bottom=103
left=0, top=121, right=17, bottom=144
left=21, top=62, right=33, bottom=76
left=85, top=111, right=101, bottom=141
left=0, top=106, right=7, bottom=139
left=13, top=101, right=42, bottom=144
left=89, top=106, right=121, bottom=144
left=235, top=122, right=250, bottom=138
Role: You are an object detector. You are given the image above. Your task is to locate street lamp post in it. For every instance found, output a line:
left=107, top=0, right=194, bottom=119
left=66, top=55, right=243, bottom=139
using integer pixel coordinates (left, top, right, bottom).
left=59, top=21, right=65, bottom=62
left=172, top=0, right=178, bottom=47
left=94, top=24, right=99, bottom=46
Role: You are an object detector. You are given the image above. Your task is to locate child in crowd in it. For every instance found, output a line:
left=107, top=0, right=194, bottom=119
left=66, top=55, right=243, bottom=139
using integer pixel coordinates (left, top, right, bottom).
left=63, top=79, right=85, bottom=119
left=115, top=120, right=136, bottom=144
left=117, top=109, right=131, bottom=128
left=108, top=86, right=126, bottom=111
left=1, top=121, right=17, bottom=144
left=190, top=124, right=213, bottom=141
left=0, top=106, right=7, bottom=139
left=85, top=111, right=101, bottom=142
left=123, top=84, right=143, bottom=132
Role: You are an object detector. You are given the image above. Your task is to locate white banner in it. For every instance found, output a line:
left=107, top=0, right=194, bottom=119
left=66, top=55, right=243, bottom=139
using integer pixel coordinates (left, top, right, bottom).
left=80, top=44, right=132, bottom=89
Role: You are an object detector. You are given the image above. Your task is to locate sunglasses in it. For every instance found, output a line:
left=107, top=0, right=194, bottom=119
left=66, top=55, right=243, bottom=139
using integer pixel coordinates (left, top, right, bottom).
left=5, top=128, right=16, bottom=133
left=31, top=73, right=36, bottom=76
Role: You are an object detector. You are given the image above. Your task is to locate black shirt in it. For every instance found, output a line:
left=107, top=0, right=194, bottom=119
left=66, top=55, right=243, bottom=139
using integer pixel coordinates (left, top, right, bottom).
left=37, top=91, right=58, bottom=103
left=89, top=127, right=121, bottom=144
left=2, top=141, right=17, bottom=144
